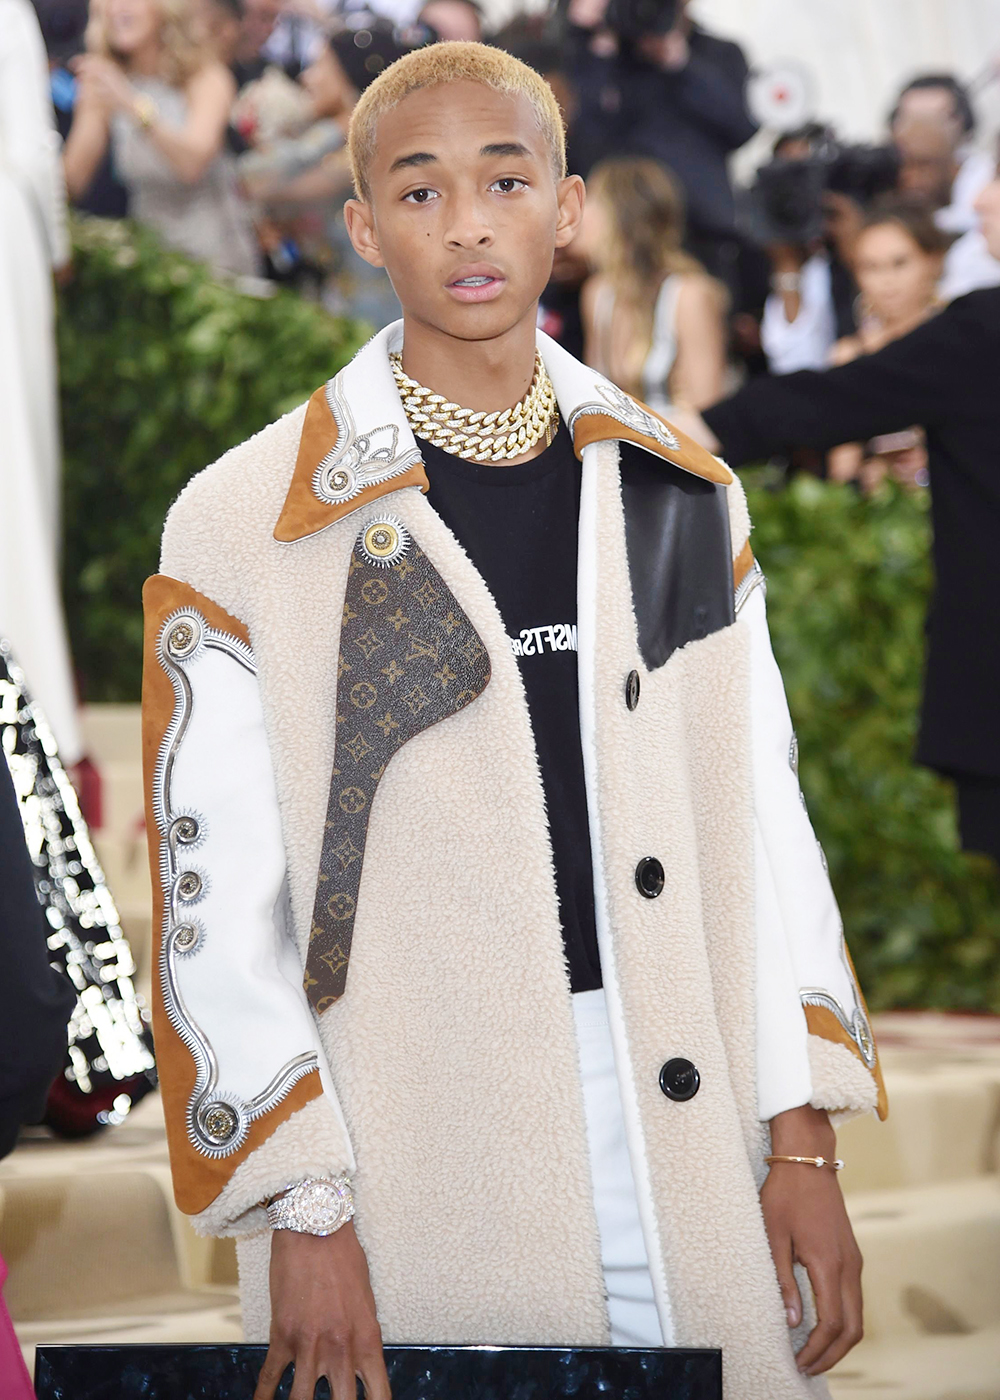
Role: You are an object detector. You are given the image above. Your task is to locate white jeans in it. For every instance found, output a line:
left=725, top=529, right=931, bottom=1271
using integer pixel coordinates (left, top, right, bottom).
left=573, top=988, right=665, bottom=1347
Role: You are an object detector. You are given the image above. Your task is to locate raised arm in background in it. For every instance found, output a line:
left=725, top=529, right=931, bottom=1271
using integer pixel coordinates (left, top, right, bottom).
left=702, top=288, right=997, bottom=465
left=65, top=55, right=234, bottom=198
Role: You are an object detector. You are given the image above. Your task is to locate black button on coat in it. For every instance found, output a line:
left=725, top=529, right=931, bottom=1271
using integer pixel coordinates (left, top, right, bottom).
left=660, top=1058, right=701, bottom=1101
left=634, top=856, right=665, bottom=898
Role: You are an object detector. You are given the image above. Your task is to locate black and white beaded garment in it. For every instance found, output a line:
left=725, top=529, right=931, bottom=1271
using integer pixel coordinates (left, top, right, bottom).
left=0, top=642, right=156, bottom=1134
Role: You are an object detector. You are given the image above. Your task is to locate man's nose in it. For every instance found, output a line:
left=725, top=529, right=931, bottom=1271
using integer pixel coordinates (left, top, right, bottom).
left=445, top=193, right=494, bottom=248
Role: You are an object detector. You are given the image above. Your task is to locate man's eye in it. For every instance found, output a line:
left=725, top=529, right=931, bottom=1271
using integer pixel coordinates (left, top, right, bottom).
left=403, top=188, right=438, bottom=204
left=491, top=178, right=526, bottom=194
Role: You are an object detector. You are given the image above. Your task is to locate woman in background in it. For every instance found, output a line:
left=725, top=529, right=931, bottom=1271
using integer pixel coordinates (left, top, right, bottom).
left=579, top=155, right=728, bottom=415
left=64, top=0, right=259, bottom=278
left=827, top=199, right=949, bottom=489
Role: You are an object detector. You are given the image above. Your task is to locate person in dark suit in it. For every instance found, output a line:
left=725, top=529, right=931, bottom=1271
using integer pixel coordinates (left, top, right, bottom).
left=690, top=162, right=1000, bottom=864
left=0, top=750, right=75, bottom=1160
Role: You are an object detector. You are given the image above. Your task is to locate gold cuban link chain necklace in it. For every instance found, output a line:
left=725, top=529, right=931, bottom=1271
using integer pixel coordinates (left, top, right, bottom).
left=389, top=350, right=559, bottom=463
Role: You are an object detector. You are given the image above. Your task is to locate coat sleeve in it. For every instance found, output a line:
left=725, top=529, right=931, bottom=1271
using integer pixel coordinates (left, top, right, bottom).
left=704, top=289, right=995, bottom=467
left=733, top=553, right=887, bottom=1125
left=142, top=572, right=355, bottom=1237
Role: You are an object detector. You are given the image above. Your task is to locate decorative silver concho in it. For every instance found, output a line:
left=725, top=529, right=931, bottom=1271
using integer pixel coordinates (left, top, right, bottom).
left=313, top=373, right=422, bottom=507
left=359, top=513, right=410, bottom=569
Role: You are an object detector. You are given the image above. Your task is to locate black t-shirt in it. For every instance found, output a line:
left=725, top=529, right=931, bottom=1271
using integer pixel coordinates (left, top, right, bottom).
left=420, top=426, right=602, bottom=992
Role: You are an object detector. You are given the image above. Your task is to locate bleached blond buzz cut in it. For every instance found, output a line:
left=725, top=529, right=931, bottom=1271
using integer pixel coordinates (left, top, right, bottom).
left=347, top=40, right=567, bottom=201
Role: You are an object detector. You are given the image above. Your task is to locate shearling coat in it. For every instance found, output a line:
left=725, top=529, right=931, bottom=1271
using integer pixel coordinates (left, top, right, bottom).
left=142, top=324, right=886, bottom=1399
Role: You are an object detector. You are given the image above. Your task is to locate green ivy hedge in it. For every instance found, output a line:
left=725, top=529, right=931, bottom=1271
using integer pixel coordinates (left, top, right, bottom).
left=56, top=223, right=1000, bottom=1009
left=58, top=217, right=368, bottom=702
left=746, top=471, right=1000, bottom=1013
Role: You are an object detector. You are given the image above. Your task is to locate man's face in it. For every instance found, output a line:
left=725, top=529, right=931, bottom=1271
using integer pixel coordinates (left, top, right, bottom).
left=894, top=116, right=959, bottom=208
left=238, top=0, right=280, bottom=61
left=345, top=81, right=583, bottom=345
left=892, top=86, right=961, bottom=136
left=301, top=48, right=357, bottom=121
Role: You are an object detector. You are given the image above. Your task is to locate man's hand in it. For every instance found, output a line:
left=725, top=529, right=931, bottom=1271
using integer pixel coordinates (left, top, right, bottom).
left=253, top=1222, right=390, bottom=1400
left=638, top=27, right=690, bottom=71
left=761, top=1104, right=864, bottom=1376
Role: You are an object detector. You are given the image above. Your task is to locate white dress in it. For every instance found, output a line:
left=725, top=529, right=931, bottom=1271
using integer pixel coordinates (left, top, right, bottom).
left=592, top=274, right=683, bottom=416
left=0, top=0, right=82, bottom=761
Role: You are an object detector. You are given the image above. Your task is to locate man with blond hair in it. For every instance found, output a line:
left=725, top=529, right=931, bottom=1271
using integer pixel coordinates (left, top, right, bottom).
left=143, top=41, right=885, bottom=1400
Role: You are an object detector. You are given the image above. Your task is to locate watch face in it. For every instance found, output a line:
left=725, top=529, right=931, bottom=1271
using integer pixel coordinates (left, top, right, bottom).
left=296, top=1180, right=346, bottom=1234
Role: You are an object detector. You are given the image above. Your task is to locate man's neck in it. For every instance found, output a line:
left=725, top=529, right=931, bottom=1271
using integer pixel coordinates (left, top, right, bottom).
left=399, top=311, right=539, bottom=415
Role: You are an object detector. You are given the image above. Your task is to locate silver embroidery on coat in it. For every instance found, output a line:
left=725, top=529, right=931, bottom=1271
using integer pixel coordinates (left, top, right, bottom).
left=313, top=371, right=423, bottom=508
left=800, top=987, right=877, bottom=1070
left=734, top=559, right=766, bottom=614
left=153, top=607, right=319, bottom=1158
left=567, top=381, right=681, bottom=453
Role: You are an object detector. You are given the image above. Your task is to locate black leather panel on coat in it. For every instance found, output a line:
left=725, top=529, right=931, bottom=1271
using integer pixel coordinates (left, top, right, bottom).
left=619, top=442, right=734, bottom=672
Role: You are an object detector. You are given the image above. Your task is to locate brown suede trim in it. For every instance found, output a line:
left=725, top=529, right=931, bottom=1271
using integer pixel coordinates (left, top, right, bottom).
left=804, top=1003, right=888, bottom=1122
left=733, top=540, right=755, bottom=590
left=572, top=406, right=733, bottom=485
left=273, top=385, right=429, bottom=543
left=142, top=574, right=324, bottom=1215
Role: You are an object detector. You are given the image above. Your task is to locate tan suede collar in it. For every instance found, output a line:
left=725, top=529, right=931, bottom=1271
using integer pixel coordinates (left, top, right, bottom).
left=274, top=322, right=731, bottom=544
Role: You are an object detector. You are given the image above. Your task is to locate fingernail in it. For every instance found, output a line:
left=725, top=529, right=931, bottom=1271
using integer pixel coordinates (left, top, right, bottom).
left=787, top=1307, right=797, bottom=1326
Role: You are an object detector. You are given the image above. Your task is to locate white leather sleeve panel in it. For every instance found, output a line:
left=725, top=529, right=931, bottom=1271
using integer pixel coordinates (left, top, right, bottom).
left=151, top=605, right=354, bottom=1175
left=740, top=583, right=869, bottom=1122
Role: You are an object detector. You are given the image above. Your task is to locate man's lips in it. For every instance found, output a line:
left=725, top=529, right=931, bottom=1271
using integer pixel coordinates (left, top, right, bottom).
left=446, top=267, right=507, bottom=303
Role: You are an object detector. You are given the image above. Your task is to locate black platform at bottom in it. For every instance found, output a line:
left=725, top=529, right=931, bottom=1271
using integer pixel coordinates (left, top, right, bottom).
left=35, top=1342, right=723, bottom=1399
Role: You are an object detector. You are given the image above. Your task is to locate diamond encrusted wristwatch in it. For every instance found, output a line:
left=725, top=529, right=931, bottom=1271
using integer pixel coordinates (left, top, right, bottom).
left=266, top=1175, right=355, bottom=1236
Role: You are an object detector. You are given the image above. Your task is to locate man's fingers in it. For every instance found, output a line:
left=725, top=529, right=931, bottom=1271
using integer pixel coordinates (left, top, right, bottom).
left=326, top=1351, right=361, bottom=1400
left=253, top=1344, right=293, bottom=1400
left=288, top=1352, right=327, bottom=1400
left=803, top=1249, right=864, bottom=1376
left=357, top=1342, right=392, bottom=1400
left=795, top=1260, right=845, bottom=1373
left=770, top=1228, right=802, bottom=1329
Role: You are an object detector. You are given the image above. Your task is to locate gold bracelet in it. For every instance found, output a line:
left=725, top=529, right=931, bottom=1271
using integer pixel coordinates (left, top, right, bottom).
left=134, top=95, right=157, bottom=130
left=766, top=1154, right=844, bottom=1171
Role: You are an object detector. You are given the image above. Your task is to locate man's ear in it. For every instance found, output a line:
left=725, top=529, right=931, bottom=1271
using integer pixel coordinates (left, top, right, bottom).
left=344, top=199, right=386, bottom=268
left=554, top=174, right=586, bottom=250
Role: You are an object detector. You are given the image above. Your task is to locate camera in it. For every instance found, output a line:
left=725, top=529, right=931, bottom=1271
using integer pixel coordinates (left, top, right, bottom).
left=604, top=0, right=678, bottom=45
left=746, top=127, right=900, bottom=246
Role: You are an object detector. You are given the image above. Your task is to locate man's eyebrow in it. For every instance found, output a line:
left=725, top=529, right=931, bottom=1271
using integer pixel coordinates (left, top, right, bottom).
left=388, top=151, right=438, bottom=174
left=480, top=142, right=533, bottom=159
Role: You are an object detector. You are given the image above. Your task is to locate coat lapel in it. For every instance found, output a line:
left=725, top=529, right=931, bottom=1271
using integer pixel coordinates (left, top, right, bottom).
left=304, top=513, right=491, bottom=1011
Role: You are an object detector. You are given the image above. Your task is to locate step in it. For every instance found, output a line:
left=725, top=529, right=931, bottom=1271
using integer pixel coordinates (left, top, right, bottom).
left=17, top=1298, right=244, bottom=1383
left=829, top=1326, right=1000, bottom=1400
left=846, top=1177, right=1000, bottom=1339
left=837, top=1064, right=1000, bottom=1194
left=0, top=1095, right=237, bottom=1309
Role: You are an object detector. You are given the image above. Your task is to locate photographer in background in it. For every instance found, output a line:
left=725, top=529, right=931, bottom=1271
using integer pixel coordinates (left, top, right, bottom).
left=684, top=160, right=1000, bottom=868
left=890, top=74, right=990, bottom=237
left=564, top=0, right=757, bottom=290
left=889, top=88, right=1000, bottom=300
left=747, top=125, right=899, bottom=374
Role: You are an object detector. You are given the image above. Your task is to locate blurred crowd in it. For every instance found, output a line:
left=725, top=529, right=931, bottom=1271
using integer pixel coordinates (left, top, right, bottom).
left=25, top=0, right=1000, bottom=493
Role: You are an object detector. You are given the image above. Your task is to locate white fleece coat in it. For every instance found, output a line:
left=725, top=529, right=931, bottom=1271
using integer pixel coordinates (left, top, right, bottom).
left=142, top=325, right=885, bottom=1400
